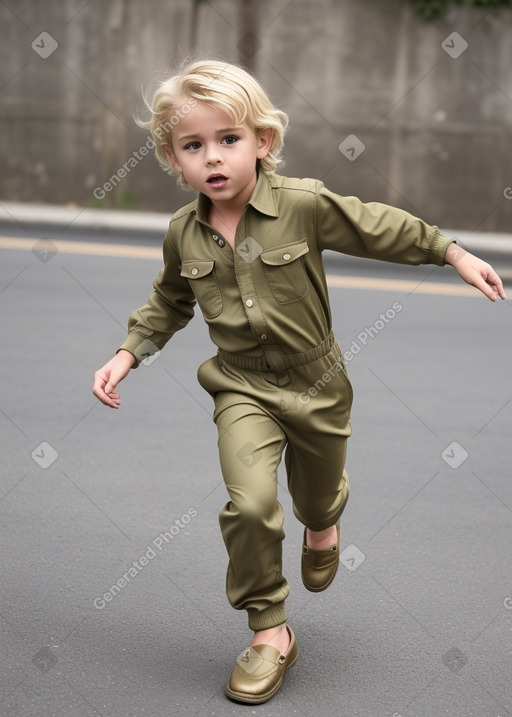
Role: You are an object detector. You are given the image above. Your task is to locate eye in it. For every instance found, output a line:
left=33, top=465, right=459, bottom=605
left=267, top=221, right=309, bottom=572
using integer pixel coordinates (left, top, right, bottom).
left=222, top=135, right=239, bottom=145
left=184, top=141, right=201, bottom=151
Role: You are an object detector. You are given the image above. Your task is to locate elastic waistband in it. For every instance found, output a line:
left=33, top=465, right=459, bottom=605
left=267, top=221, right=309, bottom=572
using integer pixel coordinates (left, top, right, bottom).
left=217, top=330, right=337, bottom=372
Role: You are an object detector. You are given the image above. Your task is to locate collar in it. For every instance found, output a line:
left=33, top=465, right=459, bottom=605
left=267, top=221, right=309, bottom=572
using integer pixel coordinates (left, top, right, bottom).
left=195, top=170, right=279, bottom=222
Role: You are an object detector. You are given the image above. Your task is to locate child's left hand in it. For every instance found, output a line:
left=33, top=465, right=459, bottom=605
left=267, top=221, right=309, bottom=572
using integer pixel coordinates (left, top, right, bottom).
left=444, top=242, right=507, bottom=302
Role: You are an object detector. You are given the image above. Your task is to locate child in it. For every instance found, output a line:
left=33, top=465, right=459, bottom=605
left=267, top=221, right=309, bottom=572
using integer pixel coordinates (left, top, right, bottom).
left=93, top=59, right=506, bottom=705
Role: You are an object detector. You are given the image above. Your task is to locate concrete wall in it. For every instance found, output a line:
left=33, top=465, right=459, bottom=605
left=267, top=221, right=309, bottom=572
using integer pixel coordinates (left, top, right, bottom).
left=1, top=0, right=511, bottom=230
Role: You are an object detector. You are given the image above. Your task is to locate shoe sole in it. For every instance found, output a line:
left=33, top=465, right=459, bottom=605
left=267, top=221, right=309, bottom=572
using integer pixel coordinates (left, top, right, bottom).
left=225, top=648, right=299, bottom=705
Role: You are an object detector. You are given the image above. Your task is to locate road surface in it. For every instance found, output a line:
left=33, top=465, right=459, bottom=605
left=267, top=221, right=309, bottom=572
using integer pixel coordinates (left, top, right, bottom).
left=1, top=232, right=511, bottom=717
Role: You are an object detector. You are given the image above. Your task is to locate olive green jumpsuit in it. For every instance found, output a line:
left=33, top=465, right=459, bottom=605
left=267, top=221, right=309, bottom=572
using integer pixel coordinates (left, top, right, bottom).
left=119, top=172, right=454, bottom=631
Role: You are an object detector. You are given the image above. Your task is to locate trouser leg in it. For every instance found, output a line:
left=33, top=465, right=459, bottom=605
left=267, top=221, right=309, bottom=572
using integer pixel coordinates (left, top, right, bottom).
left=215, top=401, right=289, bottom=631
left=285, top=345, right=353, bottom=531
left=285, top=437, right=350, bottom=531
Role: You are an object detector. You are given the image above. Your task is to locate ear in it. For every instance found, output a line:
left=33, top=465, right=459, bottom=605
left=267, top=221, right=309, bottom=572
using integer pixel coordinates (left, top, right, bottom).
left=256, top=127, right=273, bottom=160
left=163, top=143, right=182, bottom=173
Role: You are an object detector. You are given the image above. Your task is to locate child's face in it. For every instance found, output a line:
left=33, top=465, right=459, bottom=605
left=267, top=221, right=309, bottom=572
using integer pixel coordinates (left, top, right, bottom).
left=164, top=100, right=272, bottom=207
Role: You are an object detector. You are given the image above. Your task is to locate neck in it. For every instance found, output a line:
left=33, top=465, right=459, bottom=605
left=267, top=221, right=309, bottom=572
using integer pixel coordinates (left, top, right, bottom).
left=208, top=204, right=240, bottom=243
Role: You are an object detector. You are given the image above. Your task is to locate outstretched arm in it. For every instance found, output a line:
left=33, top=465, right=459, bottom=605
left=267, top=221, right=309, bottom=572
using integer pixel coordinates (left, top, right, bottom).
left=444, top=243, right=507, bottom=302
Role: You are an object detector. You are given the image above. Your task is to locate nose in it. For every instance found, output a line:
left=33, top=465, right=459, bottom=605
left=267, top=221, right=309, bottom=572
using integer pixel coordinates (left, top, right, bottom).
left=204, top=142, right=223, bottom=166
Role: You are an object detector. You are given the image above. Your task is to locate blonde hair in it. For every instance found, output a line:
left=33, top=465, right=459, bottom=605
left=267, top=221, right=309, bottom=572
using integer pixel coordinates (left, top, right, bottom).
left=137, top=59, right=289, bottom=190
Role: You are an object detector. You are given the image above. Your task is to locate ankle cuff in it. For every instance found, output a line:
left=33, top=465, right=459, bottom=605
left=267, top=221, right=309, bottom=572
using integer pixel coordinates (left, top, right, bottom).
left=247, top=602, right=287, bottom=631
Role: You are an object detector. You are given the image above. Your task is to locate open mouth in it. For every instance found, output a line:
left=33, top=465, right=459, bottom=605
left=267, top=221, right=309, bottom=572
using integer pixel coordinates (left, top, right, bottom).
left=207, top=174, right=228, bottom=188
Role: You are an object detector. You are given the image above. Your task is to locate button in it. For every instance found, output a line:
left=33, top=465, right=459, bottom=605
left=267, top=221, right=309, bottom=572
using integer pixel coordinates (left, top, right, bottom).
left=191, top=267, right=199, bottom=276
left=261, top=333, right=267, bottom=340
left=218, top=239, right=225, bottom=247
left=245, top=299, right=254, bottom=308
left=283, top=253, right=291, bottom=261
left=212, top=234, right=218, bottom=240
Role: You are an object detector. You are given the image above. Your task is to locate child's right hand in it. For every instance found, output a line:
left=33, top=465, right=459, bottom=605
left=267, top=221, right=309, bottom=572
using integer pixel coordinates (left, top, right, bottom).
left=93, top=350, right=136, bottom=409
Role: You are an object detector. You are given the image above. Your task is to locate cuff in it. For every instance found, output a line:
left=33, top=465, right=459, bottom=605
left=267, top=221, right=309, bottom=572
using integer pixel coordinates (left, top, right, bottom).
left=117, top=332, right=156, bottom=369
left=247, top=602, right=288, bottom=631
left=428, top=226, right=456, bottom=266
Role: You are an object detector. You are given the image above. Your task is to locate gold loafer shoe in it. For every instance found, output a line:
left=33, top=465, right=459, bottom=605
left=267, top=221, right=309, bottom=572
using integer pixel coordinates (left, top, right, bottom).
left=225, top=624, right=299, bottom=704
left=301, top=521, right=340, bottom=592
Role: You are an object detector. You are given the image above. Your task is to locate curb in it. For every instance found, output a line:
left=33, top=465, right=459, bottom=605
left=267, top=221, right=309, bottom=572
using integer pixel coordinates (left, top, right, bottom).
left=0, top=201, right=170, bottom=236
left=1, top=202, right=511, bottom=264
left=442, top=229, right=512, bottom=259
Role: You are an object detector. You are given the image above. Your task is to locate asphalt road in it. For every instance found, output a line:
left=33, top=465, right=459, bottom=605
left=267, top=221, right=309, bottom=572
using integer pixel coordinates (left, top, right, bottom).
left=1, top=233, right=511, bottom=717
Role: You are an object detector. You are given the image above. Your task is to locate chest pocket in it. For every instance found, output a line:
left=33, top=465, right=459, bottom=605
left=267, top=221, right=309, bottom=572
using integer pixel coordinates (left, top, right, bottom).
left=180, top=259, right=223, bottom=319
left=260, top=240, right=310, bottom=304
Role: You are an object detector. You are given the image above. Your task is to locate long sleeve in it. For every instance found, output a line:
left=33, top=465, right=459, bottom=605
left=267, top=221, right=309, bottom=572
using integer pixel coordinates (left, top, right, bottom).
left=316, top=186, right=455, bottom=266
left=118, top=229, right=196, bottom=366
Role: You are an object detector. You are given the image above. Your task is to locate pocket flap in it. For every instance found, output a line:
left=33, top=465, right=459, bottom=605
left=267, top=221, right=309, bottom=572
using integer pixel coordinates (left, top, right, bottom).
left=260, top=240, right=309, bottom=266
left=180, top=259, right=215, bottom=279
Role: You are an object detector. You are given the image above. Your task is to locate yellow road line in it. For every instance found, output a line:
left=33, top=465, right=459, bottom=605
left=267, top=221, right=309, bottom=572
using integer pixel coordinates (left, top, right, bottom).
left=0, top=235, right=480, bottom=297
left=0, top=236, right=162, bottom=260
